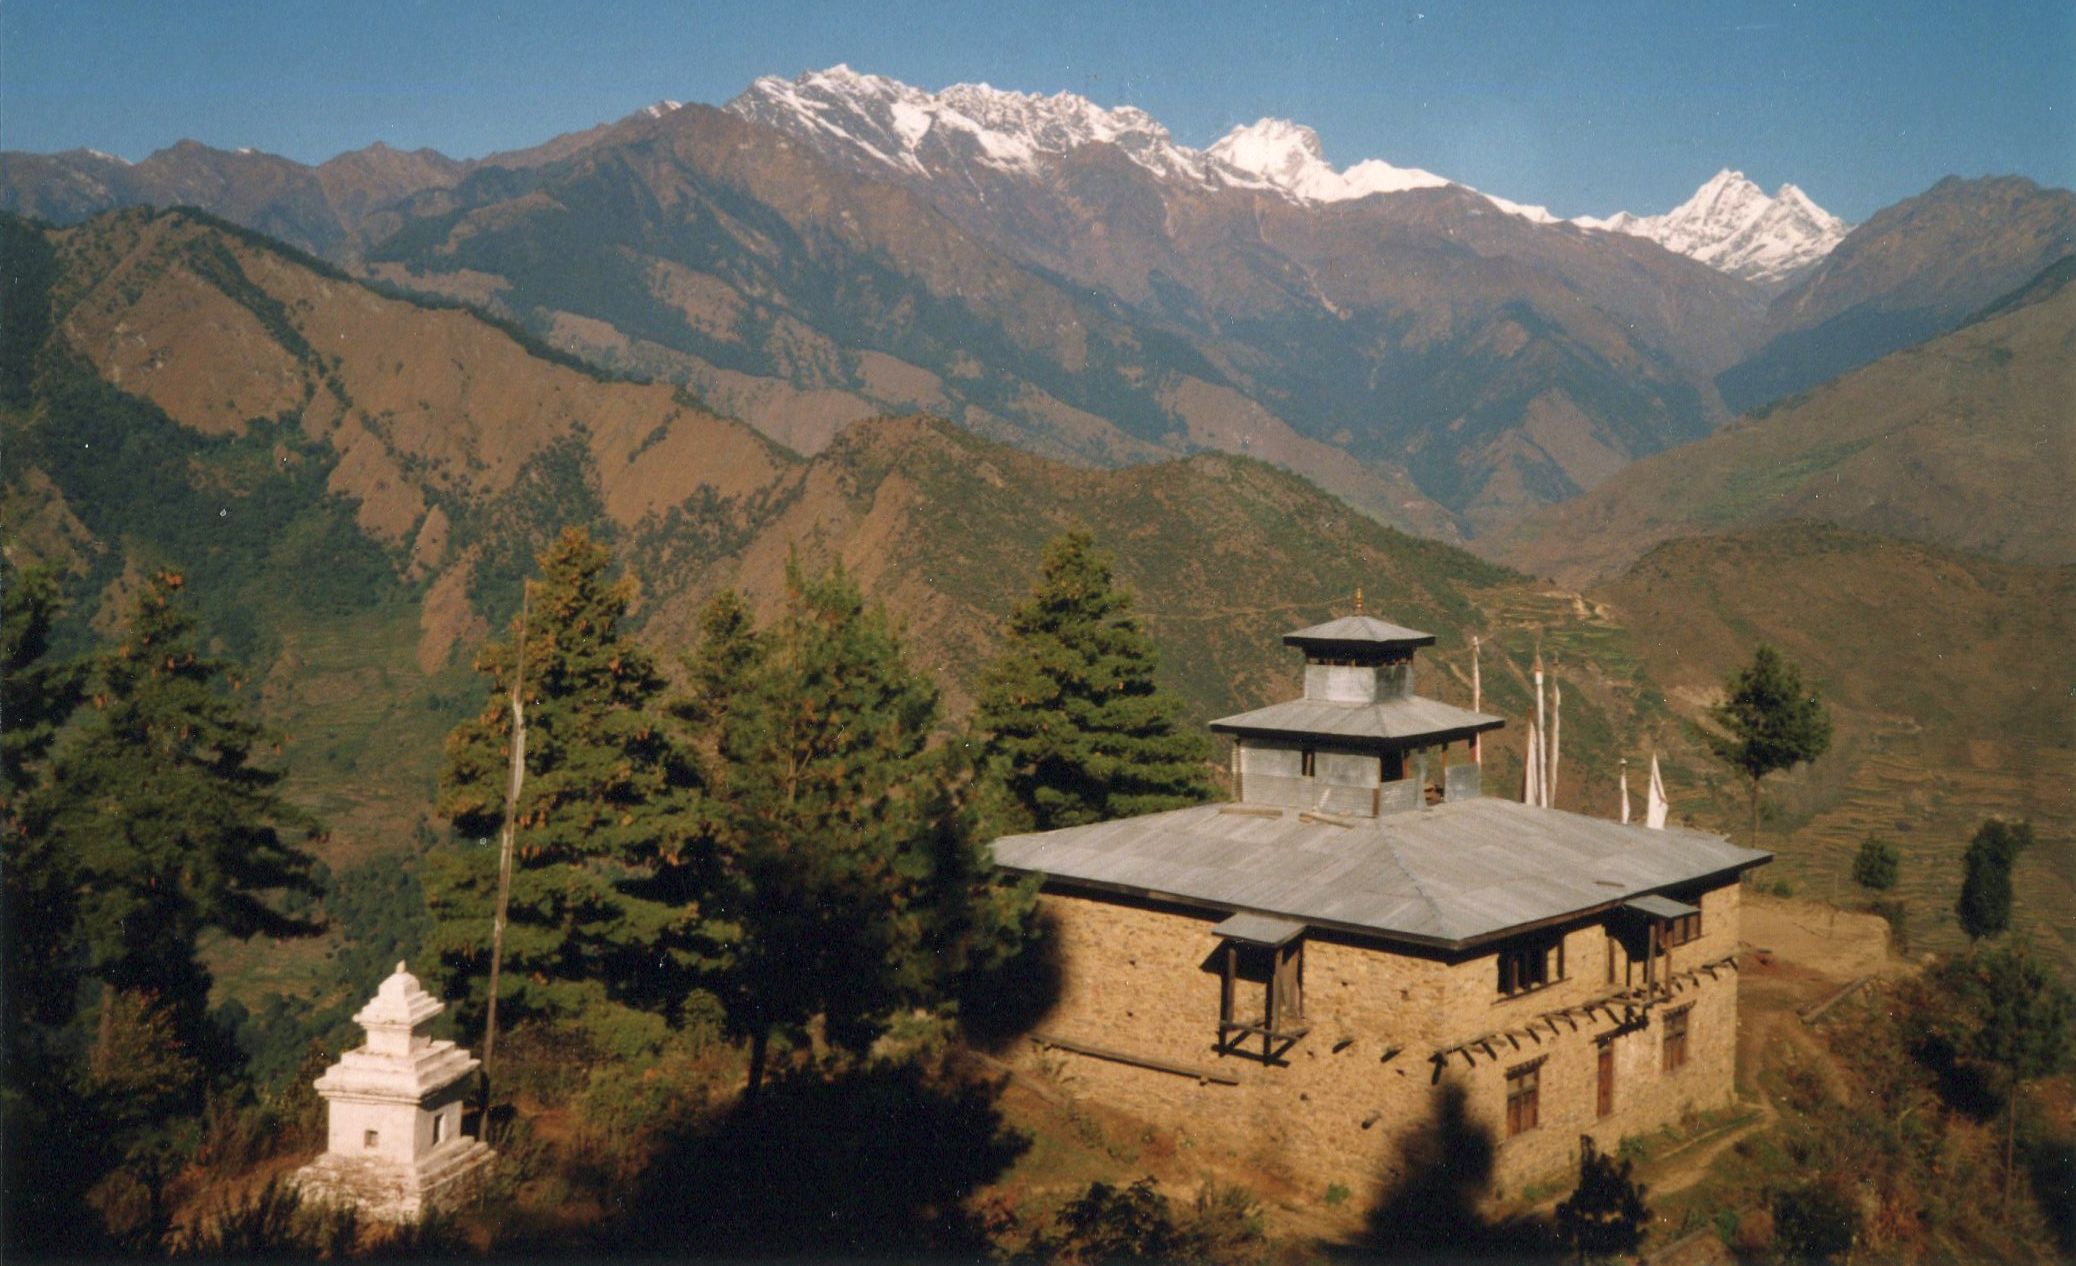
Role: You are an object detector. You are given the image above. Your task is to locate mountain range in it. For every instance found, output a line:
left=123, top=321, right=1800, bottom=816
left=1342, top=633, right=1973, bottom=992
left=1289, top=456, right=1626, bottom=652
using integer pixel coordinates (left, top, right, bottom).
left=6, top=68, right=2072, bottom=540
left=5, top=204, right=2068, bottom=966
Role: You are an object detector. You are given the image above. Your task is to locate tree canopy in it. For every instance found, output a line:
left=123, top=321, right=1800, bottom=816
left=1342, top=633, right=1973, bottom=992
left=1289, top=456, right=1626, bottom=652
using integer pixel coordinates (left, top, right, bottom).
left=420, top=528, right=716, bottom=1054
left=975, top=527, right=1213, bottom=832
left=696, top=563, right=1038, bottom=1092
left=1706, top=643, right=1831, bottom=843
left=46, top=572, right=320, bottom=1047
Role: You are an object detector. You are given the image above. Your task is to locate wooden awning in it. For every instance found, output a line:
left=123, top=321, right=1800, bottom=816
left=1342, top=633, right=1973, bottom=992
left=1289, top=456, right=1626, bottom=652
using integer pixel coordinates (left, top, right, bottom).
left=1212, top=912, right=1307, bottom=946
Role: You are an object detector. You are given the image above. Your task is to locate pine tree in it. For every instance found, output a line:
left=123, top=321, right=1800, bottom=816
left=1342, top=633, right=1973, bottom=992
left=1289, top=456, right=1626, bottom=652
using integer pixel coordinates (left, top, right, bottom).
left=707, top=561, right=1036, bottom=1093
left=1706, top=644, right=1832, bottom=845
left=420, top=528, right=716, bottom=1053
left=45, top=571, right=320, bottom=1070
left=976, top=528, right=1213, bottom=831
left=2, top=560, right=85, bottom=1028
left=1957, top=818, right=2031, bottom=941
left=1965, top=941, right=2072, bottom=1208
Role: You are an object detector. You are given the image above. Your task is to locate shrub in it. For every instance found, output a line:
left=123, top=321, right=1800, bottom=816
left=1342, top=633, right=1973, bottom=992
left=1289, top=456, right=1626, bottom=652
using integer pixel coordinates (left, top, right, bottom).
left=1852, top=837, right=1900, bottom=892
left=1773, top=1180, right=1858, bottom=1264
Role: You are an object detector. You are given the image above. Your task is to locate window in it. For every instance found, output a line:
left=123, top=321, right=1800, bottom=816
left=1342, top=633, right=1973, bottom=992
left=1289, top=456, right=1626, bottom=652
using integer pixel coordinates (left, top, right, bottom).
left=433, top=1112, right=447, bottom=1144
left=1497, top=937, right=1565, bottom=997
left=1597, top=1044, right=1615, bottom=1118
left=1664, top=910, right=1702, bottom=946
left=1300, top=749, right=1317, bottom=777
left=363, top=1129, right=379, bottom=1149
left=1663, top=1005, right=1692, bottom=1072
left=1505, top=1060, right=1542, bottom=1136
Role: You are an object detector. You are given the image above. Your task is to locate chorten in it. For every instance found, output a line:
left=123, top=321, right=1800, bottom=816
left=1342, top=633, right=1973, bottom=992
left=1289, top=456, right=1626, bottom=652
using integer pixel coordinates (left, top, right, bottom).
left=293, top=962, right=493, bottom=1221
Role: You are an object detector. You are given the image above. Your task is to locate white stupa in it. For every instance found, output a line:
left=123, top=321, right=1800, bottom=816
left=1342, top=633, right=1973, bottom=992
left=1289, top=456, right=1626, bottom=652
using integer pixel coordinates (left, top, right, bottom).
left=293, top=962, right=493, bottom=1221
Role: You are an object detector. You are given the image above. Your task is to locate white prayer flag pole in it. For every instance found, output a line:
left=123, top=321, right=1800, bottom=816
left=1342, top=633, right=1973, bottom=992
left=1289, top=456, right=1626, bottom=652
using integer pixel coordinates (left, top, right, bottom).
left=1549, top=672, right=1562, bottom=810
left=1647, top=753, right=1669, bottom=830
left=1470, top=635, right=1482, bottom=765
left=1619, top=758, right=1631, bottom=825
left=1525, top=721, right=1543, bottom=807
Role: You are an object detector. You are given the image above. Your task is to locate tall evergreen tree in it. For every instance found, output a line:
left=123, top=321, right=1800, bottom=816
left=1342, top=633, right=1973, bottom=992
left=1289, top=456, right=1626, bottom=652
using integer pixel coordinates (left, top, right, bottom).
left=2, top=560, right=86, bottom=1028
left=420, top=528, right=716, bottom=1053
left=706, top=561, right=1035, bottom=1094
left=45, top=571, right=320, bottom=1069
left=1706, top=644, right=1832, bottom=844
left=975, top=528, right=1213, bottom=831
left=1957, top=818, right=2031, bottom=942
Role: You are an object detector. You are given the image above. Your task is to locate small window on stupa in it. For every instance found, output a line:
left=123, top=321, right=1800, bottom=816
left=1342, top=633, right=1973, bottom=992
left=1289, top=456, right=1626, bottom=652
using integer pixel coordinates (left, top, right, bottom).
left=364, top=1129, right=379, bottom=1149
left=434, top=1112, right=447, bottom=1144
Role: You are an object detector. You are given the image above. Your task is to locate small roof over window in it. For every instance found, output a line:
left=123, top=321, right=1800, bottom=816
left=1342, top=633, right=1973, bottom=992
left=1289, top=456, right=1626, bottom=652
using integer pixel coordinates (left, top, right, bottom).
left=1212, top=912, right=1307, bottom=946
left=1622, top=895, right=1701, bottom=920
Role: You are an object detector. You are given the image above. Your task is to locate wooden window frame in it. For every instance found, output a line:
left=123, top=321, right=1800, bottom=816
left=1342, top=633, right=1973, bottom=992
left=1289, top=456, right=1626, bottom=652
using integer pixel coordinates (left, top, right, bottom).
left=1497, top=935, right=1566, bottom=998
left=1663, top=1004, right=1692, bottom=1072
left=1505, top=1059, right=1543, bottom=1137
left=1597, top=1043, right=1616, bottom=1118
left=1664, top=910, right=1703, bottom=947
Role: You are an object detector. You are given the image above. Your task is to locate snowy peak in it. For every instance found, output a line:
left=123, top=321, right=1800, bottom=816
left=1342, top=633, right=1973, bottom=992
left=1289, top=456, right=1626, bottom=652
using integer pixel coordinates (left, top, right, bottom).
left=1579, top=168, right=1849, bottom=285
left=727, top=64, right=1200, bottom=181
left=726, top=67, right=1543, bottom=220
left=1208, top=117, right=1461, bottom=203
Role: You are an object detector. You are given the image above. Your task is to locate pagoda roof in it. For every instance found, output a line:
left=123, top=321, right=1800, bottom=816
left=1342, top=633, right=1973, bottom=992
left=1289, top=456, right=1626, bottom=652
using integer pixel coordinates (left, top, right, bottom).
left=991, top=798, right=1768, bottom=951
left=1210, top=694, right=1503, bottom=749
left=1282, top=614, right=1435, bottom=652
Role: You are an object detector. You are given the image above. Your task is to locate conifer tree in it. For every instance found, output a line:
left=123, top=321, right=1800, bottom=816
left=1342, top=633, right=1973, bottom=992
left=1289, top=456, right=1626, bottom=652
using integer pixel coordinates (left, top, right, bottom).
left=1706, top=644, right=1831, bottom=844
left=45, top=572, right=320, bottom=1070
left=2, top=561, right=85, bottom=1029
left=420, top=528, right=716, bottom=1050
left=1957, top=818, right=2031, bottom=941
left=706, top=561, right=1036, bottom=1093
left=975, top=528, right=1213, bottom=831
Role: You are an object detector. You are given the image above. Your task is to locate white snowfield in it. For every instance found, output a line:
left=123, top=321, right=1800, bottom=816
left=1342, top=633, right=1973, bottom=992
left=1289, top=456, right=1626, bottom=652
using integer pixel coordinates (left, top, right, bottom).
left=725, top=66, right=1842, bottom=279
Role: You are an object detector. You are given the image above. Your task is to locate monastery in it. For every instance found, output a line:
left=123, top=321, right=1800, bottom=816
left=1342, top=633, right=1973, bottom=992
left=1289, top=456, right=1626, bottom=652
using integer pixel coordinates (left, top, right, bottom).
left=992, top=611, right=1768, bottom=1197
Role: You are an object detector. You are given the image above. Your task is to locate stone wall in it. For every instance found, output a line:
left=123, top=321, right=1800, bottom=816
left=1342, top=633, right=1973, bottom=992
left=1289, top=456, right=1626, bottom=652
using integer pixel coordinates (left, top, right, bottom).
left=1018, top=882, right=1743, bottom=1202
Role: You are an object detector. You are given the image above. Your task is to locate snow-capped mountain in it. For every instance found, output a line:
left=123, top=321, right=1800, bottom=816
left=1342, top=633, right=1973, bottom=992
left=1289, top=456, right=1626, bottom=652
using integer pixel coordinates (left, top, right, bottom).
left=1578, top=169, right=1849, bottom=286
left=725, top=65, right=1552, bottom=220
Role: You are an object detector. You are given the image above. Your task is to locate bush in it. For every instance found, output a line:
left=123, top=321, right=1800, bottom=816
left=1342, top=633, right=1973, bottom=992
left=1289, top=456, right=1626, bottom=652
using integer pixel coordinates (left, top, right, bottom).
left=1852, top=837, right=1900, bottom=892
left=1772, top=1180, right=1858, bottom=1264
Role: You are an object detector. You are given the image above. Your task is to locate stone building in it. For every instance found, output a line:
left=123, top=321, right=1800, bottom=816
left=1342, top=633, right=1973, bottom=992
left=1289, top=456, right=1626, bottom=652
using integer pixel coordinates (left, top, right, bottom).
left=991, top=613, right=1768, bottom=1199
left=293, top=962, right=494, bottom=1221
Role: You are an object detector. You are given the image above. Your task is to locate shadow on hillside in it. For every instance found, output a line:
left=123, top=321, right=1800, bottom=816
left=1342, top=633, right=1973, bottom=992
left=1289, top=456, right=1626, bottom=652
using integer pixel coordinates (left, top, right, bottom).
left=1343, top=1084, right=1558, bottom=1263
left=2028, top=1131, right=2076, bottom=1257
left=608, top=1059, right=1028, bottom=1258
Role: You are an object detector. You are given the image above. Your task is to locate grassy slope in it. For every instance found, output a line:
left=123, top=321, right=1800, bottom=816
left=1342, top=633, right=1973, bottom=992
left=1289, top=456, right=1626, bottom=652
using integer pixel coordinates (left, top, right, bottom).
left=1490, top=266, right=2076, bottom=583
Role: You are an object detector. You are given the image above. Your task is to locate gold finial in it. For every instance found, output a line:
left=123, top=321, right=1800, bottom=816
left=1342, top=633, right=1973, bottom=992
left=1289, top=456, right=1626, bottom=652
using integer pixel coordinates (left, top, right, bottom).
left=1354, top=586, right=1365, bottom=614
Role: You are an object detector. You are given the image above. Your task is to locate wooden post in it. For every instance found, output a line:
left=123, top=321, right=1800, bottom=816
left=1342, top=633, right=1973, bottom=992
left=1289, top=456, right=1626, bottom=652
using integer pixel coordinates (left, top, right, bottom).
left=1221, top=943, right=1236, bottom=1051
left=1264, top=950, right=1278, bottom=1063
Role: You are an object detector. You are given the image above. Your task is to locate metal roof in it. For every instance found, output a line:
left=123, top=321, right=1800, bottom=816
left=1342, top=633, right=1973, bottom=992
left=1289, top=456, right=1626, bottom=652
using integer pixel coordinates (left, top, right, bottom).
left=1623, top=894, right=1701, bottom=919
left=1209, top=695, right=1506, bottom=747
left=991, top=799, right=1769, bottom=951
left=1284, top=614, right=1435, bottom=649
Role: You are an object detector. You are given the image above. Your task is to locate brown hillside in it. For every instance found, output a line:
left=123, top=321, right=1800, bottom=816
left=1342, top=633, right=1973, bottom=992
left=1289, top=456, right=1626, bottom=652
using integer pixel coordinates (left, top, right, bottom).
left=1603, top=524, right=2076, bottom=961
left=1489, top=266, right=2076, bottom=583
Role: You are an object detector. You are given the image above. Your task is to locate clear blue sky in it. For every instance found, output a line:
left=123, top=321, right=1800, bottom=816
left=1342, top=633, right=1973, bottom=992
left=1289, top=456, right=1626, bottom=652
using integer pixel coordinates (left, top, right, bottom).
left=3, top=0, right=2069, bottom=221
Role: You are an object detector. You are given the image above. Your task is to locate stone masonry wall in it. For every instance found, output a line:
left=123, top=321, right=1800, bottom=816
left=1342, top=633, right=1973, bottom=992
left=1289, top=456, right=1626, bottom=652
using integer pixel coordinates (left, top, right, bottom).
left=1018, top=883, right=1743, bottom=1203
